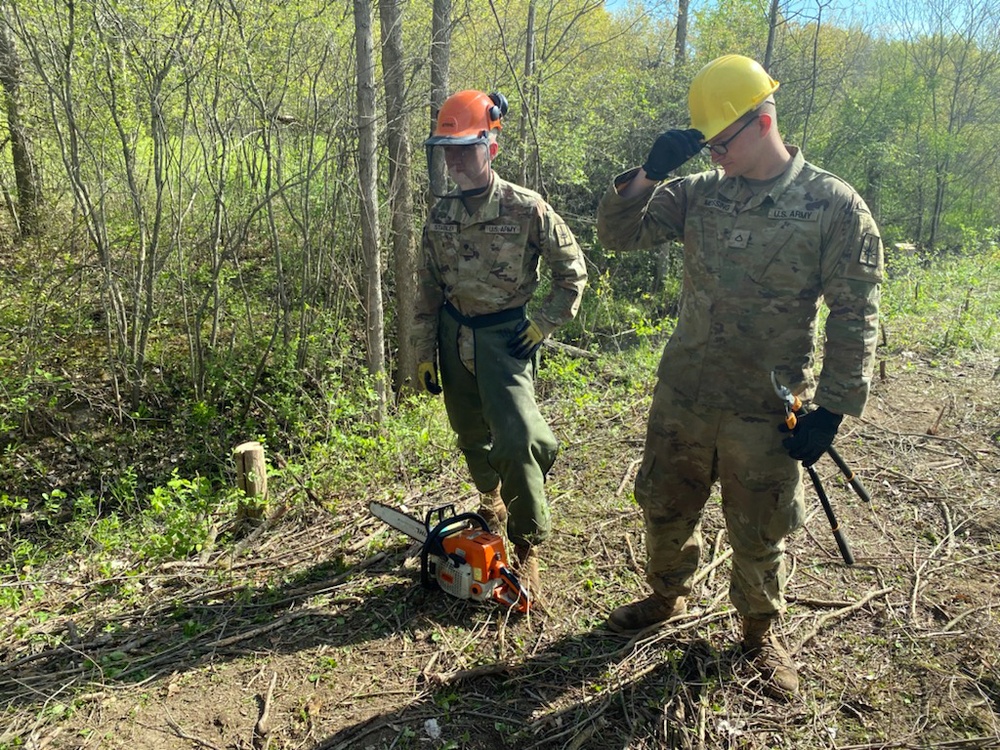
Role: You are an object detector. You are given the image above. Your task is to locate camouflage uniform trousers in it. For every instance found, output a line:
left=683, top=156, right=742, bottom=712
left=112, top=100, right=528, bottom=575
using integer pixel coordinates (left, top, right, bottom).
left=438, top=308, right=558, bottom=547
left=635, top=381, right=806, bottom=619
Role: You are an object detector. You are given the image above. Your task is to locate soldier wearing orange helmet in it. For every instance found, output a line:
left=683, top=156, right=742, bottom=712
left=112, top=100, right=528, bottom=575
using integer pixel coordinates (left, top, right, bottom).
left=598, top=56, right=883, bottom=696
left=414, top=90, right=588, bottom=602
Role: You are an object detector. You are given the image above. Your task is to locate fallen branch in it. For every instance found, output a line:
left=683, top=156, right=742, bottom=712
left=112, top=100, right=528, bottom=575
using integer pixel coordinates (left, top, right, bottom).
left=793, top=586, right=893, bottom=652
left=616, top=458, right=642, bottom=496
left=165, top=715, right=222, bottom=750
left=543, top=338, right=598, bottom=360
left=254, top=670, right=278, bottom=742
left=422, top=660, right=512, bottom=686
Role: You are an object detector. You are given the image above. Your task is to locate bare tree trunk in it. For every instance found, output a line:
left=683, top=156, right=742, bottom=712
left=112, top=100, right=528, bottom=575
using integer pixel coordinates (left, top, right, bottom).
left=929, top=163, right=947, bottom=250
left=428, top=0, right=451, bottom=196
left=429, top=0, right=451, bottom=130
left=518, top=0, right=535, bottom=187
left=800, top=3, right=823, bottom=152
left=0, top=12, right=40, bottom=236
left=379, top=0, right=418, bottom=395
left=674, top=0, right=689, bottom=69
left=763, top=0, right=780, bottom=71
left=354, top=0, right=387, bottom=422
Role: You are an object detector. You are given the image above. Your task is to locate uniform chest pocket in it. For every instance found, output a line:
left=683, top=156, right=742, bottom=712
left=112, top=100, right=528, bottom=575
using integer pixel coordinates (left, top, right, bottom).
left=430, top=231, right=463, bottom=288
left=688, top=214, right=721, bottom=279
left=744, top=221, right=811, bottom=289
left=478, top=230, right=531, bottom=291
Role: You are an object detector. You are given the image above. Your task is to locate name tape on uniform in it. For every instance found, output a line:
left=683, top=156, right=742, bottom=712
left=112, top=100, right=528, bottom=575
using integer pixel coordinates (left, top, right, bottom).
left=703, top=197, right=735, bottom=213
left=768, top=208, right=819, bottom=221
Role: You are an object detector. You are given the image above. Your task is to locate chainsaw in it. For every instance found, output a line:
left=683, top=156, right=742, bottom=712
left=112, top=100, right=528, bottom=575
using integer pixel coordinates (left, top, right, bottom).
left=369, top=501, right=531, bottom=613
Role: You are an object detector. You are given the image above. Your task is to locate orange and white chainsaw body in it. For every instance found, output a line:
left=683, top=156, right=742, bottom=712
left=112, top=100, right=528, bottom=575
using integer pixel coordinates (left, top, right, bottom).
left=369, top=502, right=531, bottom=612
left=430, top=528, right=508, bottom=602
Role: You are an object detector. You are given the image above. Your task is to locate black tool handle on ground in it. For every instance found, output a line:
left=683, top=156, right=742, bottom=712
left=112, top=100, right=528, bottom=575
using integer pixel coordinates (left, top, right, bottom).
left=825, top=446, right=872, bottom=503
left=806, top=465, right=855, bottom=565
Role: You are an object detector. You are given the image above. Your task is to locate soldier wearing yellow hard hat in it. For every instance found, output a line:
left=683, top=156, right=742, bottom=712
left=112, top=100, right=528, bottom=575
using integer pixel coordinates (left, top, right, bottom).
left=597, top=55, right=883, bottom=697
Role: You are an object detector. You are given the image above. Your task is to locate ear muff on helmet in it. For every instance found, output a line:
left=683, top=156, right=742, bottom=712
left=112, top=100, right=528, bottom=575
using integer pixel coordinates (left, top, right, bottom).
left=488, top=92, right=508, bottom=124
left=688, top=55, right=779, bottom=141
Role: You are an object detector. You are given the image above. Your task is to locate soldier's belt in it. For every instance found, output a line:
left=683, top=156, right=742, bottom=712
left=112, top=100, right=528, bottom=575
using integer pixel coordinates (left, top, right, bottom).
left=442, top=300, right=525, bottom=329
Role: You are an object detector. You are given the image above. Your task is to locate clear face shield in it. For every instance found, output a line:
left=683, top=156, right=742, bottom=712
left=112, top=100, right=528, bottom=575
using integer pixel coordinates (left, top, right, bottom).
left=425, top=140, right=492, bottom=199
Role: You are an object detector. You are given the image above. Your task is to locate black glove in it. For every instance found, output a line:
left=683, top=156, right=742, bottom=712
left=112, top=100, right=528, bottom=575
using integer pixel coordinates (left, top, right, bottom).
left=508, top=319, right=545, bottom=359
left=642, top=129, right=704, bottom=181
left=779, top=406, right=843, bottom=467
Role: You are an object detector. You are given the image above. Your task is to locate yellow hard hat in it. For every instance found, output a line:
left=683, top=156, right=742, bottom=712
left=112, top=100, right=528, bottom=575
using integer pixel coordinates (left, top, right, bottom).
left=688, top=55, right=779, bottom=141
left=425, top=90, right=508, bottom=146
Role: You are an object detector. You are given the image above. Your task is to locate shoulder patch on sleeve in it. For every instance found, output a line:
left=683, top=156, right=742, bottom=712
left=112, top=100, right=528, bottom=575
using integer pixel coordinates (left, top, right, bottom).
left=554, top=221, right=575, bottom=248
left=858, top=232, right=880, bottom=267
left=845, top=231, right=884, bottom=282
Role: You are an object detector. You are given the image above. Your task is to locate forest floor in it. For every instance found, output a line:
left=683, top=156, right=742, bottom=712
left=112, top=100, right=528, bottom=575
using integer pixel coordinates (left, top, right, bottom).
left=2, top=346, right=1000, bottom=750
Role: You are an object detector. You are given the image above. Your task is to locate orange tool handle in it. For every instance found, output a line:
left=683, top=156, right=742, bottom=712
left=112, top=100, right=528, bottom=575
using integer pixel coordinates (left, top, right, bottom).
left=494, top=564, right=531, bottom=613
left=784, top=393, right=802, bottom=429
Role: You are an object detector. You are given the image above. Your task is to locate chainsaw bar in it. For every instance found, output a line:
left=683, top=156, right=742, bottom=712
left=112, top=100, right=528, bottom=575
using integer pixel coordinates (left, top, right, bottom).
left=369, top=501, right=429, bottom=542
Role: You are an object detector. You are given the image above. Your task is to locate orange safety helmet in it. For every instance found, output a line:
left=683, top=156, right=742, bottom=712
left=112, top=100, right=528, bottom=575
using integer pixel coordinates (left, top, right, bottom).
left=426, top=90, right=508, bottom=146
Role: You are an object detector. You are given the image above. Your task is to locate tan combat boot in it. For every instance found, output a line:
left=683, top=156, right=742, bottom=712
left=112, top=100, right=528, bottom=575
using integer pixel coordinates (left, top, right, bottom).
left=476, top=485, right=507, bottom=534
left=607, top=594, right=687, bottom=634
left=512, top=543, right=542, bottom=607
left=741, top=617, right=800, bottom=697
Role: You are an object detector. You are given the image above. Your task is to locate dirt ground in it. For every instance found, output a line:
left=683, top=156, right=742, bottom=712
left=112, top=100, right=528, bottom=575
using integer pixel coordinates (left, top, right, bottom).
left=3, top=351, right=1000, bottom=750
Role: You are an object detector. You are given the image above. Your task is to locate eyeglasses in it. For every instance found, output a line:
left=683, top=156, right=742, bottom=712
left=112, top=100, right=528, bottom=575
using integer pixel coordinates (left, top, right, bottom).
left=706, top=115, right=760, bottom=155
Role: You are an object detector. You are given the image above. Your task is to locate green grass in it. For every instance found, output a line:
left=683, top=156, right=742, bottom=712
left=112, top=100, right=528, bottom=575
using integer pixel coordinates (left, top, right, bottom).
left=881, top=244, right=1000, bottom=356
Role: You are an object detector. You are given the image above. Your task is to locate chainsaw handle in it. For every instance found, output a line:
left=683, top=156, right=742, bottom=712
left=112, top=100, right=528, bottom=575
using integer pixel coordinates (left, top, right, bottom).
left=422, top=511, right=489, bottom=558
left=495, top=565, right=531, bottom=613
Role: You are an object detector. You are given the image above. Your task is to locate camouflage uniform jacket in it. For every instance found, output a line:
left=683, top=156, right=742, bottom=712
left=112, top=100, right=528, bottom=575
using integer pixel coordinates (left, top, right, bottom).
left=413, top=172, right=588, bottom=363
left=596, top=147, right=883, bottom=416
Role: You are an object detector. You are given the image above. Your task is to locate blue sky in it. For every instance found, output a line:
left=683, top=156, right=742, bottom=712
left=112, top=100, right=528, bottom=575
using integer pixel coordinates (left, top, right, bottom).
left=604, top=0, right=886, bottom=31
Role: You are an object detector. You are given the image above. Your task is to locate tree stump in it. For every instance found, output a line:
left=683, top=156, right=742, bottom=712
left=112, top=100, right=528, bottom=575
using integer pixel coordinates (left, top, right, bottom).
left=234, top=441, right=268, bottom=520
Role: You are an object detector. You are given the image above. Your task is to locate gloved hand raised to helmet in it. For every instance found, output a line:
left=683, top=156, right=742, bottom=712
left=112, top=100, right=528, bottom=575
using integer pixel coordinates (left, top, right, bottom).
left=779, top=406, right=843, bottom=467
left=642, top=129, right=704, bottom=181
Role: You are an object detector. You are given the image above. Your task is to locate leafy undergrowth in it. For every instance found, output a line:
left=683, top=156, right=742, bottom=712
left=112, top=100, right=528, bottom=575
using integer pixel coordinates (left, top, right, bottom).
left=1, top=343, right=998, bottom=750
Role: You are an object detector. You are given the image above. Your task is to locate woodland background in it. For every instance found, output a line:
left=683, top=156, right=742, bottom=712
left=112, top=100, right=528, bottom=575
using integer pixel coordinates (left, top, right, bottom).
left=1, top=0, right=999, bottom=424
